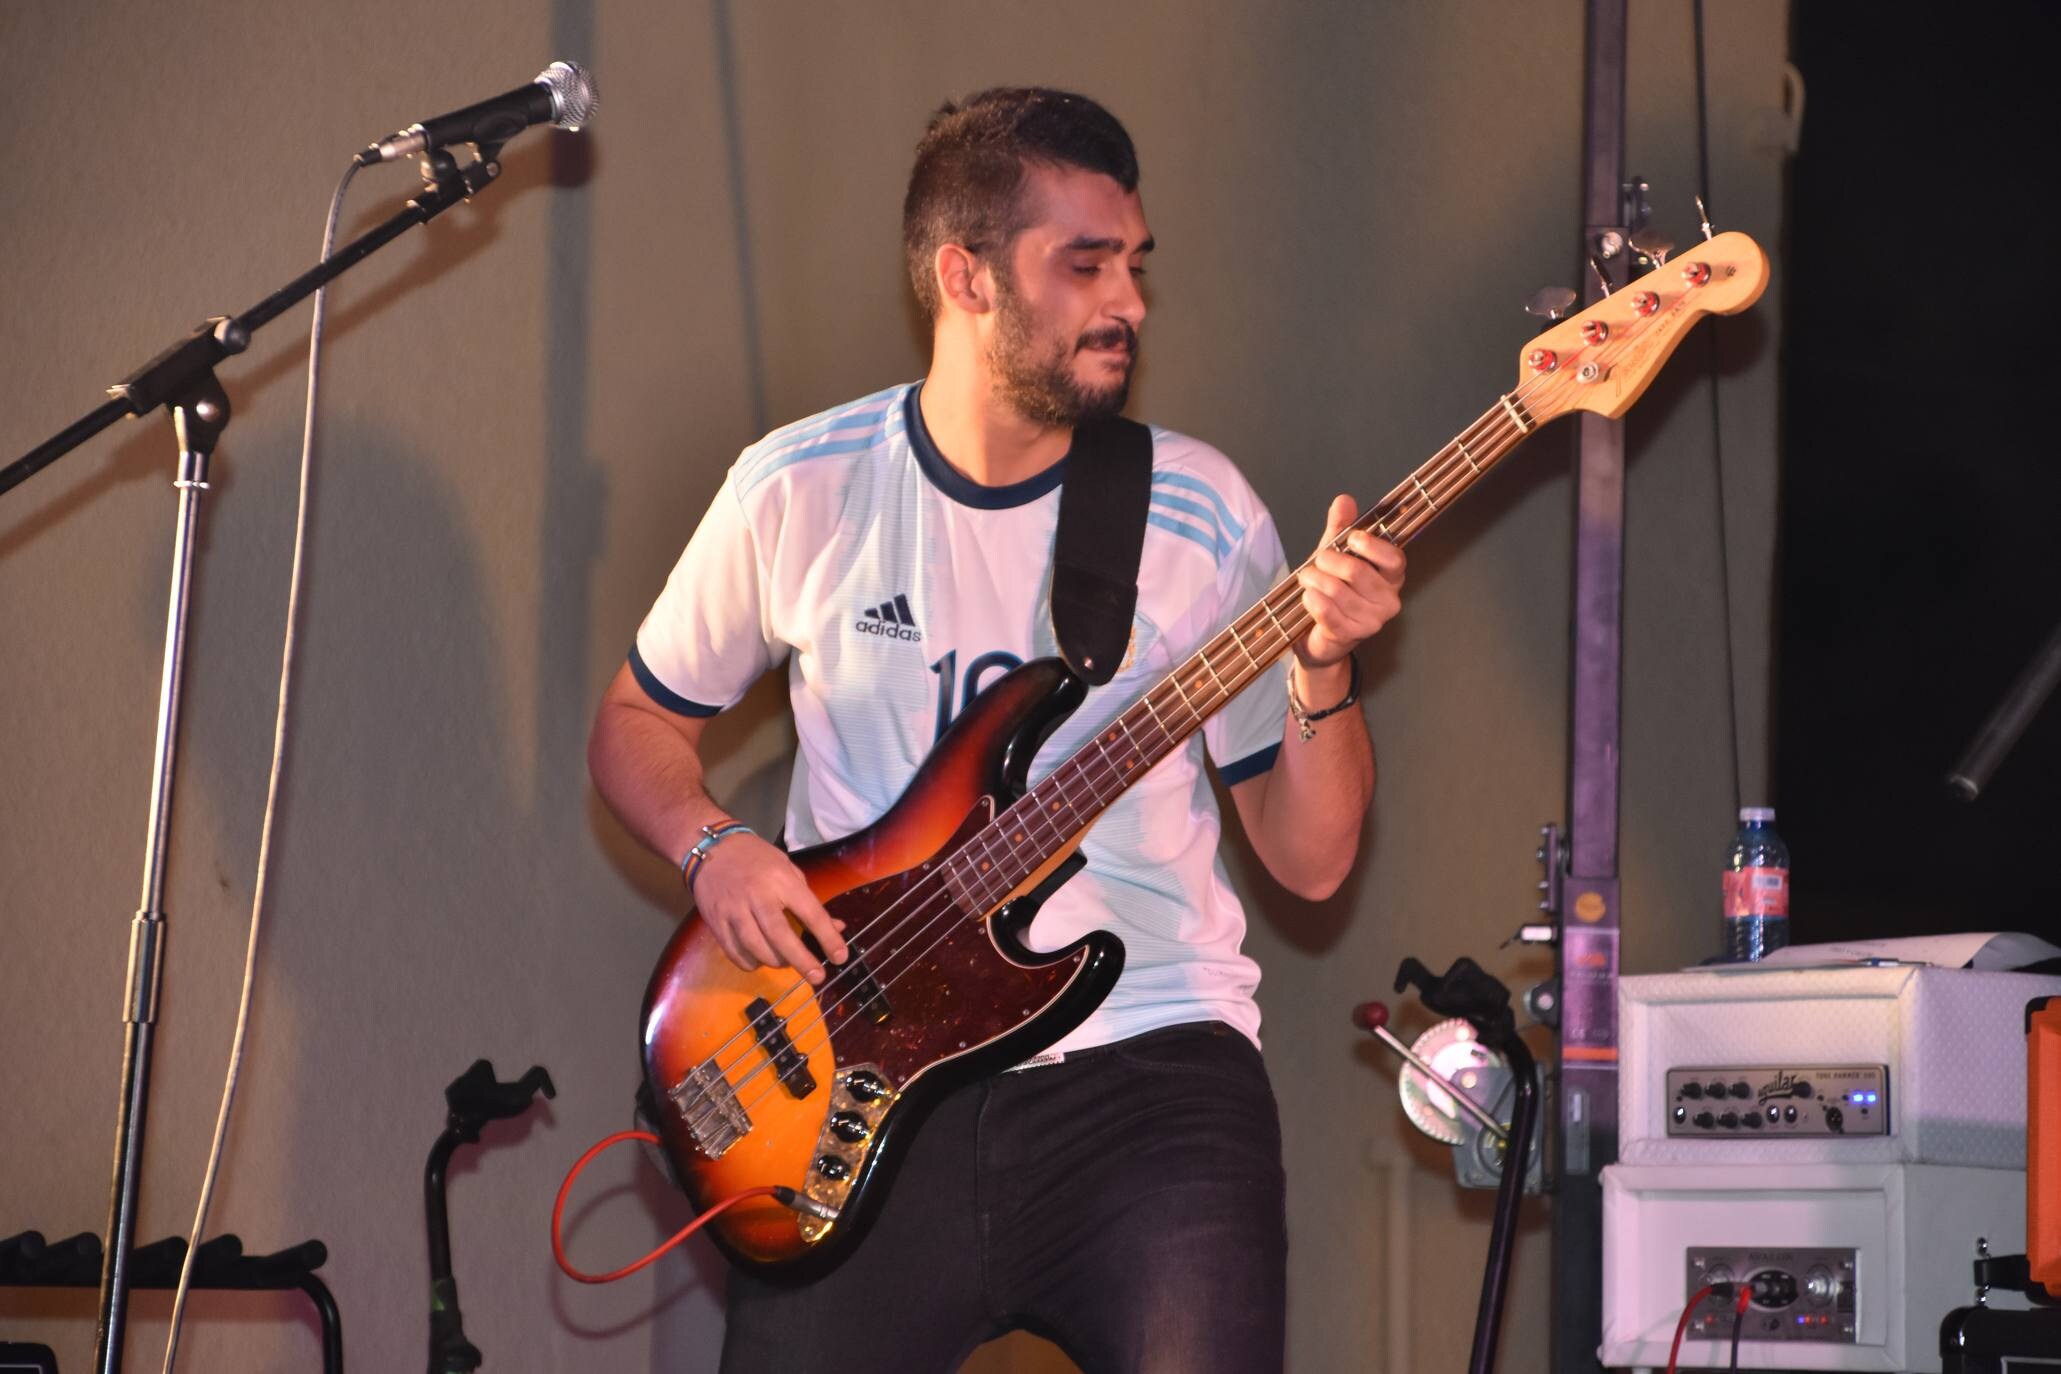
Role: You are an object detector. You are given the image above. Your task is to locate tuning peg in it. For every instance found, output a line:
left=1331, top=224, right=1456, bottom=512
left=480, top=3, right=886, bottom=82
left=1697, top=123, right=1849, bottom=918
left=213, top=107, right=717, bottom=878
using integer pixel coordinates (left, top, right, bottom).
left=1695, top=195, right=1715, bottom=242
left=1630, top=230, right=1674, bottom=266
left=1524, top=286, right=1577, bottom=322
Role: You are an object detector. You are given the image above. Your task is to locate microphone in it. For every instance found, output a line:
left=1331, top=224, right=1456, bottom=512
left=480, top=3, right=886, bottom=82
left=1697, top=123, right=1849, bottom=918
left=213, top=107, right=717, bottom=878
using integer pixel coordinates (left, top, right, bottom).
left=357, top=60, right=597, bottom=166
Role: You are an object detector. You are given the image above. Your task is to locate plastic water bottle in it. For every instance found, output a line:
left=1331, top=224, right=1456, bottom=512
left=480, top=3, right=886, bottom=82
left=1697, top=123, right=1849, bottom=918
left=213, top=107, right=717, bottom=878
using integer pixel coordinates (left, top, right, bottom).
left=1723, top=806, right=1790, bottom=960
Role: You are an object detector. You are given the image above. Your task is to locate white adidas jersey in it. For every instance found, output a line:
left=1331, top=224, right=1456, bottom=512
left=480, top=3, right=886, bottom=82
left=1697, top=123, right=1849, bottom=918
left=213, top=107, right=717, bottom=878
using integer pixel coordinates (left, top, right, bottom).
left=634, top=382, right=1292, bottom=1054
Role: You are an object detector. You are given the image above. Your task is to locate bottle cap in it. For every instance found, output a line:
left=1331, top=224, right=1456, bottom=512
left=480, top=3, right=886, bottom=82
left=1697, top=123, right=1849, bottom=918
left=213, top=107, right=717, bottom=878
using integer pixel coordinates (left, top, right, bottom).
left=1739, top=806, right=1776, bottom=822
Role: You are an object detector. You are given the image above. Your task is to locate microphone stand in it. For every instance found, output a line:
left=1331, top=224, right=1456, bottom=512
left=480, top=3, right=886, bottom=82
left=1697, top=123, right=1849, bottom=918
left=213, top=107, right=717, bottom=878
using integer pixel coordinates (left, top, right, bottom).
left=3, top=144, right=506, bottom=1374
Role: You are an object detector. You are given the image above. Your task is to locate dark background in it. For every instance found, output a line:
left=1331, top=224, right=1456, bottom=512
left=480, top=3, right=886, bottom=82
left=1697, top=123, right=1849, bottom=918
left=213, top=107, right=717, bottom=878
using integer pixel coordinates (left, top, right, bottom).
left=1777, top=3, right=2061, bottom=940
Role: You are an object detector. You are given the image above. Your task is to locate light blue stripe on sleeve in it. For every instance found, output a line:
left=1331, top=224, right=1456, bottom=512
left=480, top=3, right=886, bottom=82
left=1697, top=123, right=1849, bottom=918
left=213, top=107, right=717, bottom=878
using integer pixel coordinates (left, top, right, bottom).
left=1151, top=471, right=1245, bottom=543
left=1147, top=512, right=1225, bottom=560
left=738, top=434, right=881, bottom=495
left=1148, top=493, right=1233, bottom=558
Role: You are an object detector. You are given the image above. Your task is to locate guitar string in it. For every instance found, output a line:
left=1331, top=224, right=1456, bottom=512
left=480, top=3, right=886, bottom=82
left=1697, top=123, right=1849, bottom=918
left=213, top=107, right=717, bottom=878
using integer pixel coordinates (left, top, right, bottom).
left=680, top=279, right=1699, bottom=1136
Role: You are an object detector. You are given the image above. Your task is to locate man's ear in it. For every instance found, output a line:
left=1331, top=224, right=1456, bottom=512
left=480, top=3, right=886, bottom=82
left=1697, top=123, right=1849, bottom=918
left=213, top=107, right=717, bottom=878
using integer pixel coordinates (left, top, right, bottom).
left=934, top=242, right=992, bottom=316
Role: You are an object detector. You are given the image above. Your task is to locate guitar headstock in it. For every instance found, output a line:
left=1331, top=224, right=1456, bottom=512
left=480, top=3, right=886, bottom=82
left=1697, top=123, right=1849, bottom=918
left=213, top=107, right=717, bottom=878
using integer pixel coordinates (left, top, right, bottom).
left=1515, top=231, right=1769, bottom=423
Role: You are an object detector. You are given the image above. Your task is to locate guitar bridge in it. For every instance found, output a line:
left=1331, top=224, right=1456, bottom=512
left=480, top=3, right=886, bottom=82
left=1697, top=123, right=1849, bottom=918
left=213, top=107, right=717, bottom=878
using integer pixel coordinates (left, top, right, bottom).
left=745, top=996, right=817, bottom=1098
left=667, top=1060, right=750, bottom=1160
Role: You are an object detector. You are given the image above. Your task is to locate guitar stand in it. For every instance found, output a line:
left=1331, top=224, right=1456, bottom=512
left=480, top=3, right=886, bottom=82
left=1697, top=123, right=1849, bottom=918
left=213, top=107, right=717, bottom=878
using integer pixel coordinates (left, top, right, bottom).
left=425, top=1058, right=555, bottom=1374
left=1391, top=956, right=1541, bottom=1374
left=0, top=1229, right=341, bottom=1373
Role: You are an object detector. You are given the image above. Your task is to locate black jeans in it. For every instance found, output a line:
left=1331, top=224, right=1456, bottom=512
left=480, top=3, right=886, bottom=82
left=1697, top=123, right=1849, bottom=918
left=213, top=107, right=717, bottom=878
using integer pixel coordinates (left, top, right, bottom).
left=720, top=1021, right=1287, bottom=1374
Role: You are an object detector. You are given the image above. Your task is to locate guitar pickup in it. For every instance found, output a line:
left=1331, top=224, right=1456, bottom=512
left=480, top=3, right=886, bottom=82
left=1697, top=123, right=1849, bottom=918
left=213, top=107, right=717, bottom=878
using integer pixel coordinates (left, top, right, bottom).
left=745, top=997, right=817, bottom=1099
left=846, top=955, right=892, bottom=1024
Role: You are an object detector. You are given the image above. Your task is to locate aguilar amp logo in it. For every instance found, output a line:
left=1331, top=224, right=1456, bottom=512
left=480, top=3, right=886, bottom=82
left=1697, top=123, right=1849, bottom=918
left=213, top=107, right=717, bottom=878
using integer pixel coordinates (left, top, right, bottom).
left=855, top=593, right=922, bottom=642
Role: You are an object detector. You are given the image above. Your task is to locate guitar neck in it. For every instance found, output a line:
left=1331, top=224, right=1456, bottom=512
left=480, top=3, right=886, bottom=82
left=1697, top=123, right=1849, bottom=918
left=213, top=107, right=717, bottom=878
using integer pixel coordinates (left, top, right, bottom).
left=938, top=389, right=1542, bottom=917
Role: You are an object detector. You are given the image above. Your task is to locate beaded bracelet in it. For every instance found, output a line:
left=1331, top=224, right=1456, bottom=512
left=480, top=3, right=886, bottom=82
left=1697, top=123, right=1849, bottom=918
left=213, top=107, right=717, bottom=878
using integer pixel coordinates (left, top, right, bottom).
left=1287, top=655, right=1361, bottom=742
left=680, top=821, right=756, bottom=891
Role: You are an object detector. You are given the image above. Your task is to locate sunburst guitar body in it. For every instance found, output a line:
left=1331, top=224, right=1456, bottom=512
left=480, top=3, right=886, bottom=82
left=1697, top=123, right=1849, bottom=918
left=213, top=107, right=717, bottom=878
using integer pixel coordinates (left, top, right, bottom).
left=641, top=656, right=1121, bottom=1281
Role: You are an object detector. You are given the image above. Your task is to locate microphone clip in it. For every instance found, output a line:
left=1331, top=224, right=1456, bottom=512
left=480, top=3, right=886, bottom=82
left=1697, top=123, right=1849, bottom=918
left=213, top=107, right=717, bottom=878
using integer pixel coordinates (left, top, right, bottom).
left=410, top=144, right=502, bottom=210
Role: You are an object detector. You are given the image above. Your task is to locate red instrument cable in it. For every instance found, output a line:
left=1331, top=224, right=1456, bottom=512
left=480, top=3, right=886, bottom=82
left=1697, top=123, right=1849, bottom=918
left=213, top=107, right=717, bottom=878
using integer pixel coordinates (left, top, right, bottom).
left=1665, top=1281, right=1746, bottom=1374
left=551, top=1129, right=780, bottom=1284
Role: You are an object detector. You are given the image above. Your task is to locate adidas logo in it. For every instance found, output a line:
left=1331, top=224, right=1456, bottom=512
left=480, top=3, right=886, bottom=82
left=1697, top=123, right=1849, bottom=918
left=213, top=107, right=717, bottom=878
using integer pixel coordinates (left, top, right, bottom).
left=855, top=592, right=922, bottom=642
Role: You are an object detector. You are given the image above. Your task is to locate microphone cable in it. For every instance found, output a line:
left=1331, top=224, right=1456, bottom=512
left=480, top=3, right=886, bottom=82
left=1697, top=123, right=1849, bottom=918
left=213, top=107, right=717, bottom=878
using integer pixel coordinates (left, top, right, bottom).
left=158, top=155, right=360, bottom=1373
left=1693, top=0, right=1745, bottom=819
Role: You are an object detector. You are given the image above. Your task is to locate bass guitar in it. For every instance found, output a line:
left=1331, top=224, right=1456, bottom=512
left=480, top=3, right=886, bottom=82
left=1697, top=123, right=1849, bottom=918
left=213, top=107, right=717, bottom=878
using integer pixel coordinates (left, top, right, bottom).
left=640, top=231, right=1769, bottom=1280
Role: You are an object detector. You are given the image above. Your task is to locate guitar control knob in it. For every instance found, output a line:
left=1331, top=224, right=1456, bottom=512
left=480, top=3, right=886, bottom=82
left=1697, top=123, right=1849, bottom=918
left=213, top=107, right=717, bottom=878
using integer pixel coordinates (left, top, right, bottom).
left=1581, top=319, right=1610, bottom=345
left=1680, top=260, right=1712, bottom=287
left=1632, top=291, right=1661, bottom=317
left=829, top=1111, right=870, bottom=1143
left=845, top=1070, right=889, bottom=1102
left=1527, top=348, right=1558, bottom=374
left=814, top=1154, right=851, bottom=1180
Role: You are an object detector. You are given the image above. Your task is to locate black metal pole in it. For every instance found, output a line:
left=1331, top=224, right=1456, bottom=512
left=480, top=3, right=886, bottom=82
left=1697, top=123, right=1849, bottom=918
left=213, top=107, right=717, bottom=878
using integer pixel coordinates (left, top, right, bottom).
left=1552, top=3, right=1627, bottom=1372
left=1468, top=1035, right=1540, bottom=1374
left=1946, top=615, right=2061, bottom=801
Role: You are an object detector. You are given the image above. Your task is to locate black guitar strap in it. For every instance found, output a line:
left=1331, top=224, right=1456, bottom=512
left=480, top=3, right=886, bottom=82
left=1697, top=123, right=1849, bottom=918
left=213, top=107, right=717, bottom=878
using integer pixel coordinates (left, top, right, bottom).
left=1051, top=415, right=1153, bottom=686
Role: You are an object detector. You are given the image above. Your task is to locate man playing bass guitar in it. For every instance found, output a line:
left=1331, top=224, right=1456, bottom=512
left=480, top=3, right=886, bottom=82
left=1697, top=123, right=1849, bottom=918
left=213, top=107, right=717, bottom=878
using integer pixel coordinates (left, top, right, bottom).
left=589, top=86, right=1405, bottom=1374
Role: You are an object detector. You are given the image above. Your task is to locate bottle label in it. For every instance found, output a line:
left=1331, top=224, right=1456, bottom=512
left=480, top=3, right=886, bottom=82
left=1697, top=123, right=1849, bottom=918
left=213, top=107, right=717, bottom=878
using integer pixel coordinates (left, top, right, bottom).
left=1724, top=866, right=1789, bottom=918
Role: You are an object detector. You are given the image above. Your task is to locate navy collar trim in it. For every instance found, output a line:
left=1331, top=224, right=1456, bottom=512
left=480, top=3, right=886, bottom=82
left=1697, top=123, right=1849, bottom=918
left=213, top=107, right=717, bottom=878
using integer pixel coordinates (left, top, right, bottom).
left=905, top=384, right=1069, bottom=510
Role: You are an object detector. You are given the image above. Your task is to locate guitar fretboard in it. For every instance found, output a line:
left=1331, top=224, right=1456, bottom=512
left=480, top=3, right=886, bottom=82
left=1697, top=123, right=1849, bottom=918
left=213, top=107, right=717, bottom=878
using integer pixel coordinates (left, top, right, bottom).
left=936, top=390, right=1541, bottom=921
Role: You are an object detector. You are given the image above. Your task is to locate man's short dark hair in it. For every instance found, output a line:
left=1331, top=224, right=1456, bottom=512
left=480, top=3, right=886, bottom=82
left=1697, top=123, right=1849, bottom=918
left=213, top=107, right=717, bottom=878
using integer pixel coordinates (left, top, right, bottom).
left=902, top=87, right=1140, bottom=320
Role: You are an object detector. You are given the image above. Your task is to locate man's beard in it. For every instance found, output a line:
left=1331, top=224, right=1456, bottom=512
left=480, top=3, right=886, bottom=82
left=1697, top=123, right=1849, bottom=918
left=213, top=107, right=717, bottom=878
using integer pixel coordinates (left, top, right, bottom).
left=988, top=277, right=1138, bottom=428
